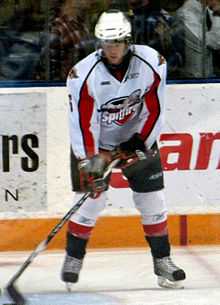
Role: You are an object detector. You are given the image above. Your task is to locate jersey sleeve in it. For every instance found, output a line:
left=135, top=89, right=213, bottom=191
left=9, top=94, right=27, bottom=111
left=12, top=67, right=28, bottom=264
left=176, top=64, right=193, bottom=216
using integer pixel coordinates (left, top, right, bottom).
left=139, top=53, right=167, bottom=149
left=67, top=63, right=99, bottom=159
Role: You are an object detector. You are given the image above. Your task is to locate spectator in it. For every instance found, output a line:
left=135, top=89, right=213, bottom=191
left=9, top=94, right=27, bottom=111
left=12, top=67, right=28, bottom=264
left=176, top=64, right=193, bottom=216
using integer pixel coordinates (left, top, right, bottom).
left=207, top=0, right=220, bottom=77
left=41, top=0, right=96, bottom=81
left=173, top=0, right=220, bottom=78
left=0, top=7, right=42, bottom=80
left=128, top=0, right=183, bottom=77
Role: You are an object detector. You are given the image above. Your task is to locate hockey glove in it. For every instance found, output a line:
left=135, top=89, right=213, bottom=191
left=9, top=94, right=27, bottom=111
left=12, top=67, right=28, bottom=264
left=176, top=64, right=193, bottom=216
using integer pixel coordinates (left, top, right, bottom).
left=78, top=155, right=108, bottom=198
left=118, top=133, right=146, bottom=168
left=119, top=133, right=146, bottom=155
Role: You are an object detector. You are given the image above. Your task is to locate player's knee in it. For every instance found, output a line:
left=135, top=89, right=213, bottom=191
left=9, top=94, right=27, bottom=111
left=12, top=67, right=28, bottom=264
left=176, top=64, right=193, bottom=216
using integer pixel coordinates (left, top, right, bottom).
left=133, top=190, right=167, bottom=215
left=68, top=193, right=107, bottom=238
left=133, top=190, right=168, bottom=235
left=72, top=192, right=106, bottom=219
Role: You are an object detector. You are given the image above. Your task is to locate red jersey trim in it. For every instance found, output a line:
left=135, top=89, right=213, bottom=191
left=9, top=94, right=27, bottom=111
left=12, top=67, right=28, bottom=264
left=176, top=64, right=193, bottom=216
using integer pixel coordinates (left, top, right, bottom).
left=79, top=81, right=96, bottom=157
left=140, top=74, right=161, bottom=141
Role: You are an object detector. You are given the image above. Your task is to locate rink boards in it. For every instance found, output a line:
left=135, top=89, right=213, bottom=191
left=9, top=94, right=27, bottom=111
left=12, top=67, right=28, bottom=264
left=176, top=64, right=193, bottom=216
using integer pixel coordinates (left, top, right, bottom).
left=0, top=83, right=219, bottom=250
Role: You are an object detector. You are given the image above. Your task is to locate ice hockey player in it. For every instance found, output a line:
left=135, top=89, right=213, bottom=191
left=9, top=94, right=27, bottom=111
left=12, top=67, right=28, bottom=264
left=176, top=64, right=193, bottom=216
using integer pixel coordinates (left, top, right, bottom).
left=61, top=9, right=186, bottom=289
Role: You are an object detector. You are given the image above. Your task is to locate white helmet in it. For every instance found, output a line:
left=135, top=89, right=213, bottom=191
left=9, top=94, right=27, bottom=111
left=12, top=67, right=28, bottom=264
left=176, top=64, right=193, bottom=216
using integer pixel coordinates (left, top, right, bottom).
left=95, top=10, right=131, bottom=42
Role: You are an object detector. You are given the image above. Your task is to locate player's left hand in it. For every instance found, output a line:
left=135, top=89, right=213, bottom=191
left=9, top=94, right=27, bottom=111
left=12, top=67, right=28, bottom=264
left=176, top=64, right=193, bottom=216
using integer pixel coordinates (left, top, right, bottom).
left=118, top=133, right=156, bottom=169
left=119, top=133, right=146, bottom=157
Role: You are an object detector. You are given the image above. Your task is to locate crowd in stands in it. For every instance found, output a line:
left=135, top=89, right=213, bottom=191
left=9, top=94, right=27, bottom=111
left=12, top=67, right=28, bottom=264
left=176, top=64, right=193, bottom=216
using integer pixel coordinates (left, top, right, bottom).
left=0, top=0, right=220, bottom=81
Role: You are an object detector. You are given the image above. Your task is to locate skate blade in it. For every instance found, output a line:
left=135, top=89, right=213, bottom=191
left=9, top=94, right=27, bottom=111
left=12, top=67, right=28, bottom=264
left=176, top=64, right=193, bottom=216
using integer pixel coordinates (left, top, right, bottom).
left=66, top=283, right=73, bottom=292
left=157, top=276, right=184, bottom=289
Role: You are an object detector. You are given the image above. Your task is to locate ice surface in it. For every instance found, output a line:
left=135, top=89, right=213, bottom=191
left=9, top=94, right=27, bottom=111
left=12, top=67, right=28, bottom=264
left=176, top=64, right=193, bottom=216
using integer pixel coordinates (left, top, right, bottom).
left=1, top=247, right=220, bottom=305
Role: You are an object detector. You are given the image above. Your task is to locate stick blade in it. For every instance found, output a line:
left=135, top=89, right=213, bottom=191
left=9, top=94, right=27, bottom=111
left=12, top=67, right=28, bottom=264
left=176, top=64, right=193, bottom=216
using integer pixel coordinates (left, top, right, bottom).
left=6, top=283, right=26, bottom=305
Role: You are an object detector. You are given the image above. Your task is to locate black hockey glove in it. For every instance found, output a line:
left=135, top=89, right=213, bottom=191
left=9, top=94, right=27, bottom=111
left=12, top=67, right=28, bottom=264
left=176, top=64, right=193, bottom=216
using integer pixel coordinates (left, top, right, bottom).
left=78, top=155, right=108, bottom=198
left=119, top=133, right=146, bottom=161
left=119, top=133, right=146, bottom=155
left=118, top=133, right=156, bottom=169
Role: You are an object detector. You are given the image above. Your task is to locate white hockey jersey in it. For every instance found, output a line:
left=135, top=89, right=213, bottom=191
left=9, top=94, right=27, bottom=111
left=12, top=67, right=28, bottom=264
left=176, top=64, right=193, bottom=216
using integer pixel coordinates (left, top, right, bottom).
left=67, top=45, right=167, bottom=159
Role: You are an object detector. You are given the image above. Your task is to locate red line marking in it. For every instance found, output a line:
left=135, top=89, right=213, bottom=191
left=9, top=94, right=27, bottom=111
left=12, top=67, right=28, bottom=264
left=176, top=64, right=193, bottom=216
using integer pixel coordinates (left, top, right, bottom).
left=180, top=215, right=188, bottom=246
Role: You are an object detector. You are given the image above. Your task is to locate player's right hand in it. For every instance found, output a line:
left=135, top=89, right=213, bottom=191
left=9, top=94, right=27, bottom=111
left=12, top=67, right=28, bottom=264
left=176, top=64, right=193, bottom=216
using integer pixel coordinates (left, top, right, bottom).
left=78, top=155, right=108, bottom=198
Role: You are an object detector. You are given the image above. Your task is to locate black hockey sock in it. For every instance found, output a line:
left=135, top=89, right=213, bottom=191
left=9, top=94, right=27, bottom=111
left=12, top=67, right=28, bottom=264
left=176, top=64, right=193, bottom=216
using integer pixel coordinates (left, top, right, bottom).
left=145, top=235, right=171, bottom=259
left=66, top=232, right=89, bottom=259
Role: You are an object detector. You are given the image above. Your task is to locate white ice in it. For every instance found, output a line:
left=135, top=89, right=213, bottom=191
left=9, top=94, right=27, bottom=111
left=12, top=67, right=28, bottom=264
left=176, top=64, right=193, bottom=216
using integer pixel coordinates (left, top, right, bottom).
left=1, top=246, right=220, bottom=305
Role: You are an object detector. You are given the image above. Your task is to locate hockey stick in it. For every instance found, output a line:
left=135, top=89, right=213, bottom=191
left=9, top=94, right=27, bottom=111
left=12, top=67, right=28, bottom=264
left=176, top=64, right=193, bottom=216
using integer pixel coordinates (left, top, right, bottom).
left=5, top=158, right=119, bottom=305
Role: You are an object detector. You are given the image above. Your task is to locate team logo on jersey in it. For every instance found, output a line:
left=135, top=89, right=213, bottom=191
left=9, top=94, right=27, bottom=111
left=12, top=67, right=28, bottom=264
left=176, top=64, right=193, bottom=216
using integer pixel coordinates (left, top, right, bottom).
left=99, top=89, right=142, bottom=125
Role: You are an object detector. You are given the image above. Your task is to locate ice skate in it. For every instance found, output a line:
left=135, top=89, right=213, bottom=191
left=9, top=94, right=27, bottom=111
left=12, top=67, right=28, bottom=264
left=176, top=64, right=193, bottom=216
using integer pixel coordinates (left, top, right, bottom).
left=61, top=255, right=83, bottom=290
left=153, top=256, right=186, bottom=289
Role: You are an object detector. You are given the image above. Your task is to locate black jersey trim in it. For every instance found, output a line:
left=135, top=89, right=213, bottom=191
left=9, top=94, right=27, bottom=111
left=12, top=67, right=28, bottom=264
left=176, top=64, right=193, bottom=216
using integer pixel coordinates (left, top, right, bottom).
left=132, top=53, right=161, bottom=80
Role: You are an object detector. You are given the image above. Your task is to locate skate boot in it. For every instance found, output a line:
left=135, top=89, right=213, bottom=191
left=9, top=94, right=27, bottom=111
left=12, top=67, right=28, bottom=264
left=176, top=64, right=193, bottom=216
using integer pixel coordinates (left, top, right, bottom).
left=153, top=256, right=186, bottom=289
left=61, top=254, right=83, bottom=285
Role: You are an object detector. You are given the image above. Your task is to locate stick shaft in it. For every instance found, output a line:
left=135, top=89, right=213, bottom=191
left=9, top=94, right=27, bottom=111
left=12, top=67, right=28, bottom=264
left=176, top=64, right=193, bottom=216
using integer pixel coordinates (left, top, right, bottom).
left=7, top=192, right=90, bottom=286
left=6, top=158, right=118, bottom=287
